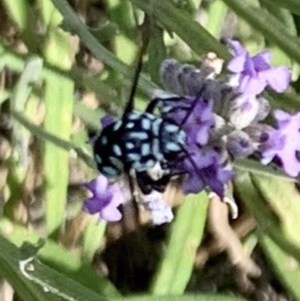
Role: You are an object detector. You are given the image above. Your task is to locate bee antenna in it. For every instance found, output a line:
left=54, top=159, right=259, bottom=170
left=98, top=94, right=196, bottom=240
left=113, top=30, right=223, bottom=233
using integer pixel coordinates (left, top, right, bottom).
left=124, top=15, right=151, bottom=115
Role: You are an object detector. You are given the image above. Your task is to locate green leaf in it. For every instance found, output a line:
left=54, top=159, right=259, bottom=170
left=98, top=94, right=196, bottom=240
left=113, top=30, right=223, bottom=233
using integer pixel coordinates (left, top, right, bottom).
left=5, top=58, right=43, bottom=219
left=106, top=0, right=136, bottom=39
left=0, top=235, right=62, bottom=301
left=1, top=222, right=243, bottom=301
left=259, top=234, right=300, bottom=300
left=151, top=192, right=208, bottom=295
left=0, top=217, right=119, bottom=297
left=130, top=0, right=230, bottom=60
left=0, top=42, right=119, bottom=121
left=2, top=0, right=39, bottom=52
left=112, top=295, right=249, bottom=301
left=259, top=0, right=300, bottom=16
left=50, top=0, right=158, bottom=97
left=0, top=236, right=109, bottom=301
left=41, top=2, right=76, bottom=236
left=233, top=158, right=297, bottom=183
left=81, top=218, right=106, bottom=264
left=89, top=23, right=118, bottom=43
left=265, top=91, right=300, bottom=112
left=251, top=174, right=300, bottom=248
left=258, top=1, right=299, bottom=80
left=221, top=0, right=300, bottom=64
left=2, top=0, right=28, bottom=30
left=73, top=102, right=103, bottom=131
left=10, top=57, right=43, bottom=177
left=148, top=23, right=166, bottom=84
left=233, top=172, right=300, bottom=263
left=205, top=0, right=228, bottom=38
left=11, top=110, right=94, bottom=168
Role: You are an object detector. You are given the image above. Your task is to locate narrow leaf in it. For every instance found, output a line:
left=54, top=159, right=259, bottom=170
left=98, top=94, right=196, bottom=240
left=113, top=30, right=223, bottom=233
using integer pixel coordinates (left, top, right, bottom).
left=251, top=174, right=300, bottom=248
left=259, top=234, right=300, bottom=300
left=233, top=172, right=300, bottom=263
left=259, top=0, right=300, bottom=16
left=130, top=0, right=231, bottom=60
left=205, top=0, right=228, bottom=39
left=0, top=217, right=119, bottom=297
left=41, top=2, right=76, bottom=236
left=0, top=235, right=62, bottom=301
left=50, top=0, right=158, bottom=97
left=221, top=0, right=300, bottom=64
left=151, top=192, right=208, bottom=295
left=112, top=294, right=249, bottom=301
left=82, top=217, right=106, bottom=264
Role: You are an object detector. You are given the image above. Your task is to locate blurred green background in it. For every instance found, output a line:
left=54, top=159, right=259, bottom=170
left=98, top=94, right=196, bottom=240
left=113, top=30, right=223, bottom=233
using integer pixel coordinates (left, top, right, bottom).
left=1, top=0, right=300, bottom=300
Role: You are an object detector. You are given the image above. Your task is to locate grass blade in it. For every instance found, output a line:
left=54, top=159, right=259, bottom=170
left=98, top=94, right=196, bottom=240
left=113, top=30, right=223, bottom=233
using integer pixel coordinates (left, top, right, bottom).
left=233, top=172, right=300, bottom=263
left=130, top=0, right=230, bottom=60
left=221, top=0, right=300, bottom=64
left=258, top=0, right=300, bottom=15
left=40, top=1, right=77, bottom=236
left=81, top=217, right=106, bottom=264
left=0, top=217, right=119, bottom=297
left=50, top=0, right=158, bottom=97
left=0, top=235, right=61, bottom=301
left=259, top=234, right=300, bottom=300
left=151, top=192, right=208, bottom=295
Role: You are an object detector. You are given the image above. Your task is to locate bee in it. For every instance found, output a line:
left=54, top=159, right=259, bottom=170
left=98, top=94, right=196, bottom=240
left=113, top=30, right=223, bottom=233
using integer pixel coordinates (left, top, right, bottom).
left=92, top=31, right=187, bottom=194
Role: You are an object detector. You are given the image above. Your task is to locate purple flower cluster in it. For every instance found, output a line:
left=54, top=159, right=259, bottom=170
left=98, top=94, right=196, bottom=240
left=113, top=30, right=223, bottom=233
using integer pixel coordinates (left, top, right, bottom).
left=83, top=40, right=294, bottom=225
left=159, top=40, right=292, bottom=197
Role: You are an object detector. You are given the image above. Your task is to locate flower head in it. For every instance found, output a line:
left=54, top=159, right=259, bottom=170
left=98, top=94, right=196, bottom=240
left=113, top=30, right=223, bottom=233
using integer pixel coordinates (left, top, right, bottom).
left=179, top=146, right=234, bottom=198
left=227, top=40, right=290, bottom=95
left=83, top=174, right=126, bottom=222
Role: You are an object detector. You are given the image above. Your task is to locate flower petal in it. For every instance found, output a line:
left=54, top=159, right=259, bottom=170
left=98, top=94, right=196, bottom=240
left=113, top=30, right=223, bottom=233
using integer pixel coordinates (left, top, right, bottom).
left=182, top=172, right=205, bottom=194
left=85, top=175, right=108, bottom=196
left=259, top=66, right=290, bottom=93
left=252, top=50, right=271, bottom=71
left=101, top=205, right=122, bottom=222
left=227, top=54, right=247, bottom=73
left=228, top=40, right=246, bottom=55
left=83, top=197, right=106, bottom=214
left=274, top=109, right=291, bottom=127
left=260, top=111, right=300, bottom=177
left=239, top=74, right=266, bottom=95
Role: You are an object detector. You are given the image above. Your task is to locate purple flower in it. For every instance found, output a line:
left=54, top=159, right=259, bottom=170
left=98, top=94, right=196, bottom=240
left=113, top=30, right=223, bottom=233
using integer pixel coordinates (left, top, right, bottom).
left=83, top=175, right=125, bottom=222
left=227, top=40, right=290, bottom=95
left=142, top=191, right=174, bottom=225
left=185, top=99, right=215, bottom=145
left=179, top=146, right=234, bottom=197
left=260, top=110, right=300, bottom=177
left=165, top=97, right=214, bottom=146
